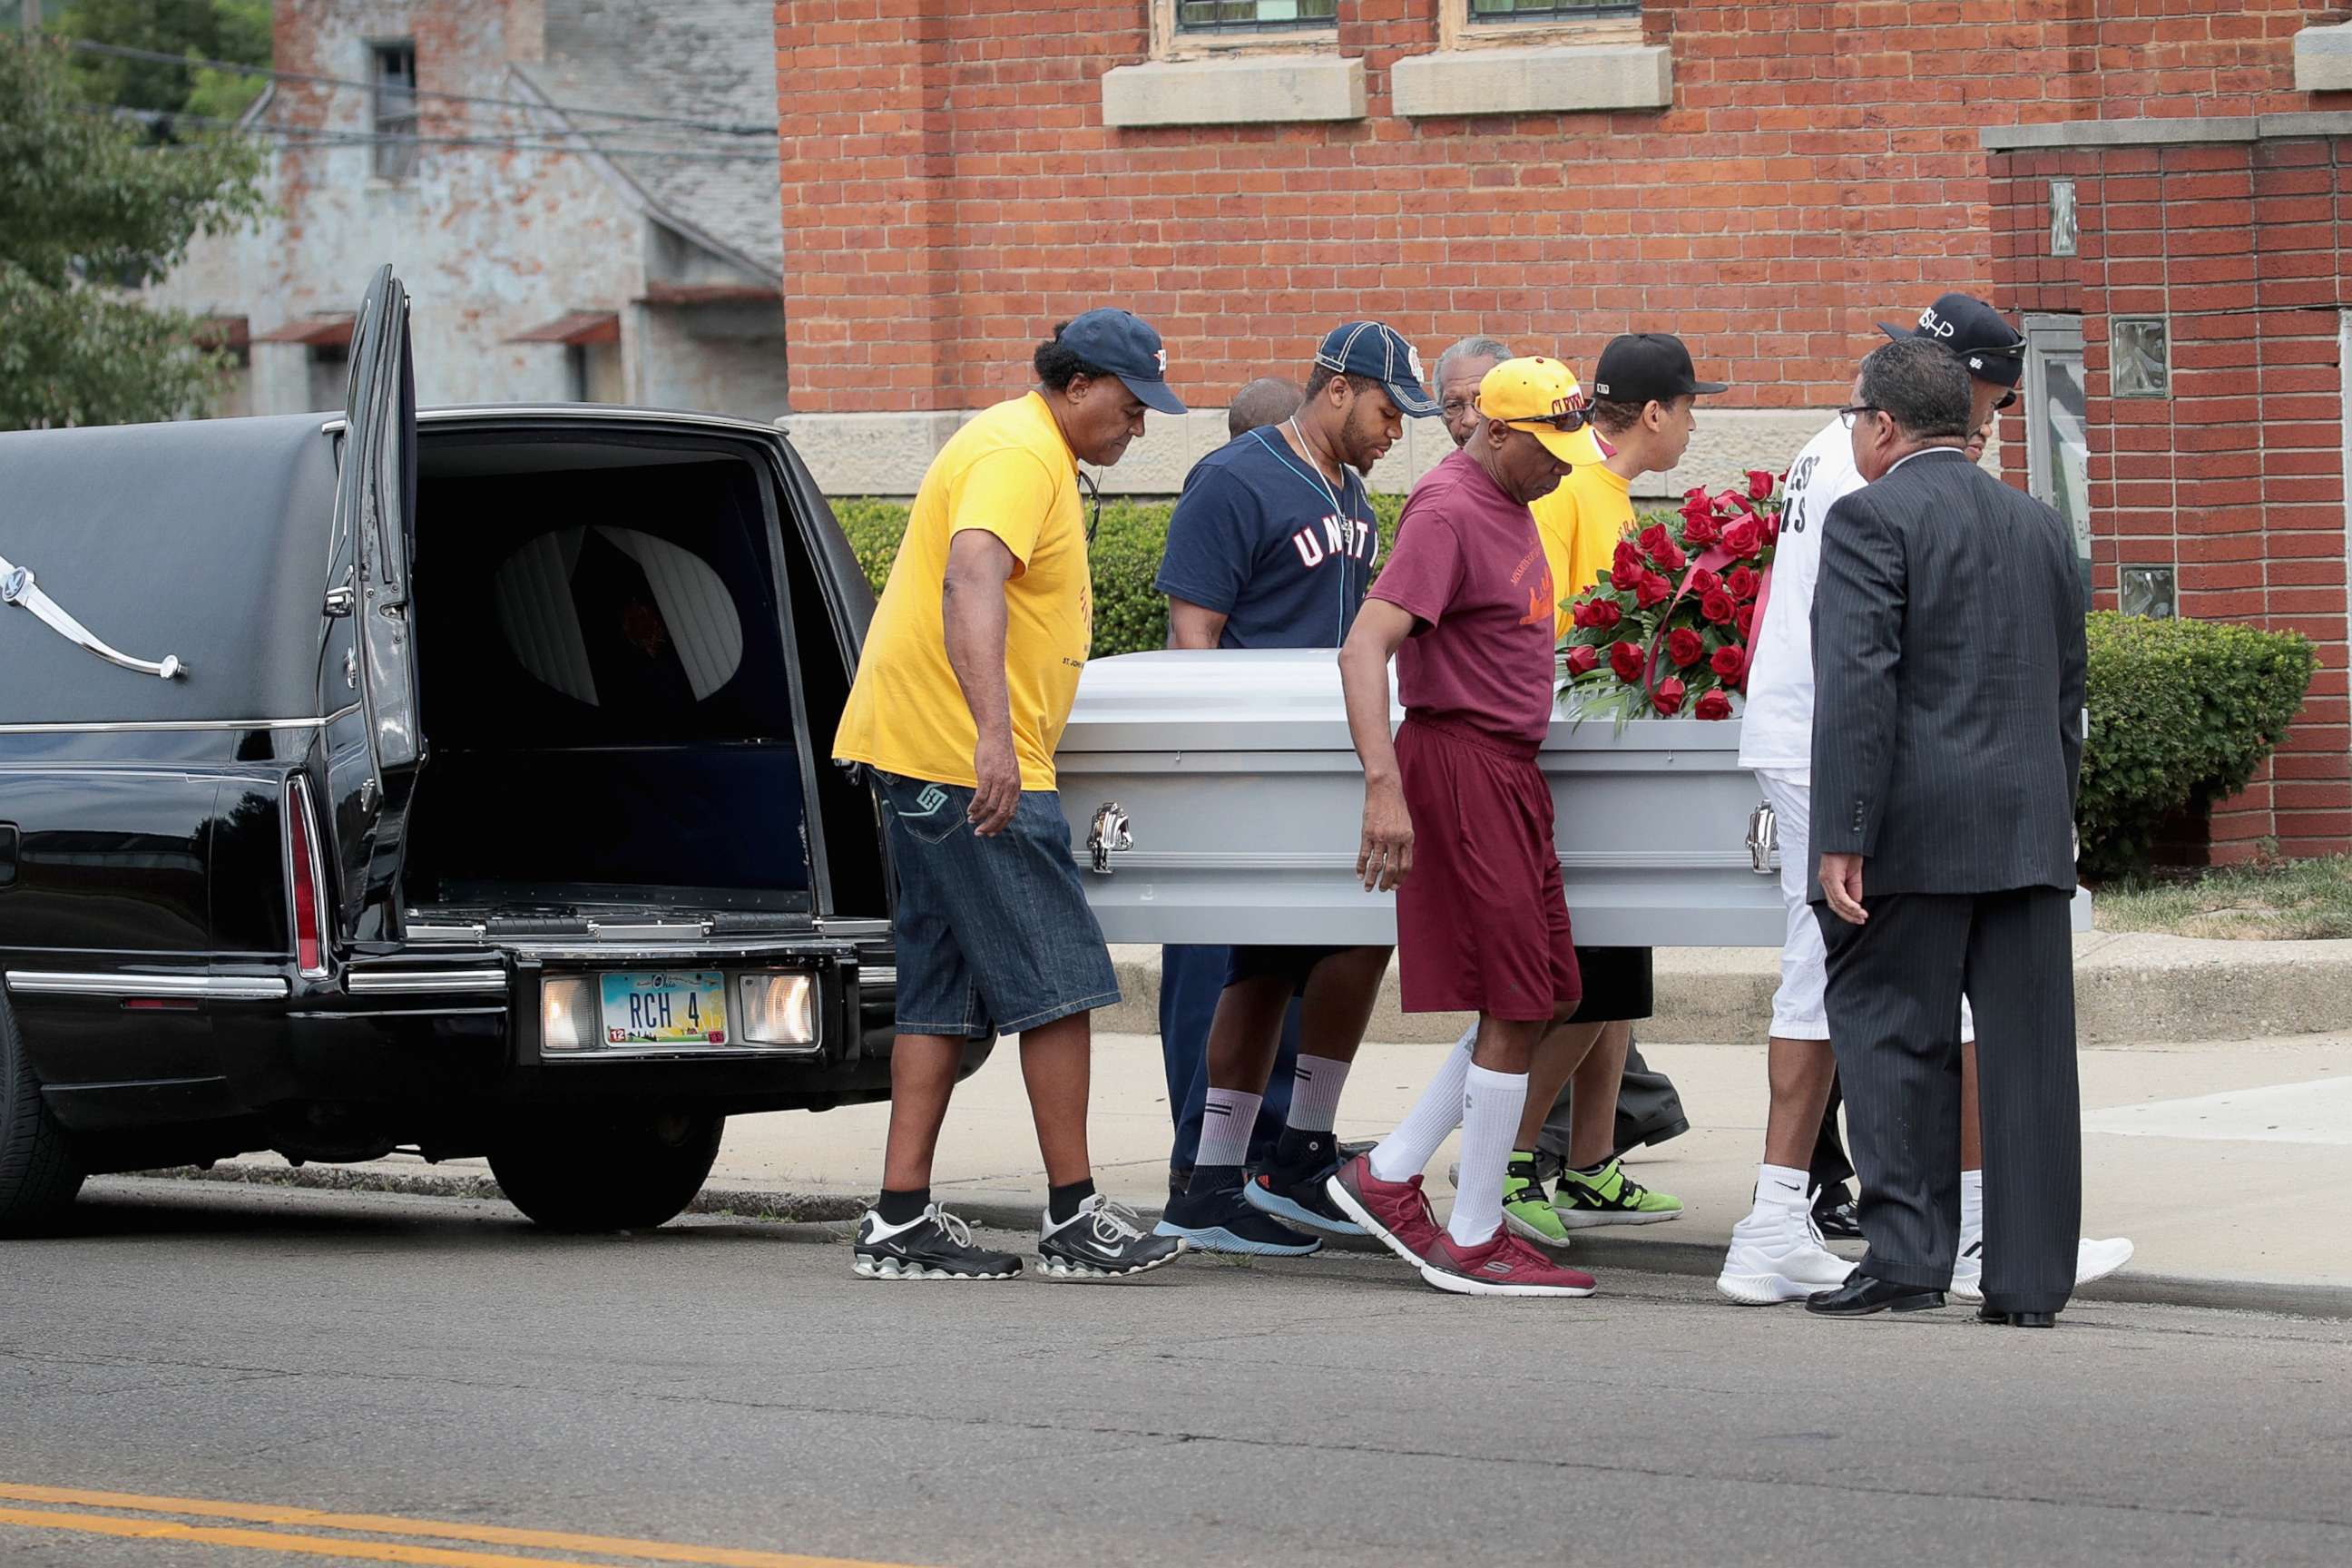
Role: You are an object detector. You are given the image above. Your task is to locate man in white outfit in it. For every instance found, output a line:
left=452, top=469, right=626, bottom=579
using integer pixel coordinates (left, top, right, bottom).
left=1720, top=294, right=2135, bottom=1304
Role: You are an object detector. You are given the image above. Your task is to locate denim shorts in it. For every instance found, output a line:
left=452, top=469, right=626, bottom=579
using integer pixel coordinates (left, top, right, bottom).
left=873, top=770, right=1121, bottom=1039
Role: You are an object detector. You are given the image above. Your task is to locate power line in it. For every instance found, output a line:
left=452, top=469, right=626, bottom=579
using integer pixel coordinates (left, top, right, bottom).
left=83, top=103, right=775, bottom=163
left=65, top=37, right=778, bottom=138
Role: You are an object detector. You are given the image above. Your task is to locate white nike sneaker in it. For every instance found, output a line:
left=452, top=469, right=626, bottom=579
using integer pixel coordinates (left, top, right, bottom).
left=1950, top=1234, right=2136, bottom=1302
left=1716, top=1198, right=1856, bottom=1305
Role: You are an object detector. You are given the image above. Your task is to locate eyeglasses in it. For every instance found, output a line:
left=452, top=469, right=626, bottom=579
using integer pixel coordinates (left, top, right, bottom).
left=1441, top=397, right=1477, bottom=420
left=1078, top=467, right=1102, bottom=544
left=1835, top=404, right=1883, bottom=430
left=1505, top=408, right=1589, bottom=434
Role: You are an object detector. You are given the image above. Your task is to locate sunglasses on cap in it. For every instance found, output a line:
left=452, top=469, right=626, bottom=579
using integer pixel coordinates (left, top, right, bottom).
left=1504, top=407, right=1590, bottom=434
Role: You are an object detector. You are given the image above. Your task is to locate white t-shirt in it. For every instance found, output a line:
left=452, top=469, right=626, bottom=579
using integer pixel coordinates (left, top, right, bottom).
left=1736, top=416, right=1865, bottom=777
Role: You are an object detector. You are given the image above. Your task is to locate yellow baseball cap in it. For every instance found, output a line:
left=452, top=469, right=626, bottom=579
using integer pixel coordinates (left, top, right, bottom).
left=1475, top=356, right=1607, bottom=467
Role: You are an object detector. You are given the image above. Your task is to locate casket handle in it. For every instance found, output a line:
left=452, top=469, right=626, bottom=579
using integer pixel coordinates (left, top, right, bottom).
left=1746, top=799, right=1778, bottom=876
left=1089, top=802, right=1132, bottom=875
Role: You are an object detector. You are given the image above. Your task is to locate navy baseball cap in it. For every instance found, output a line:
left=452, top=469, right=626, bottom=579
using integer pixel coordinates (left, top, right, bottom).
left=1315, top=321, right=1440, bottom=417
left=1056, top=309, right=1187, bottom=415
left=1878, top=293, right=2026, bottom=388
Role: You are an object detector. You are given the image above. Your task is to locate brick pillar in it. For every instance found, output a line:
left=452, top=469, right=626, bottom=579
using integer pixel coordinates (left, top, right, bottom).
left=777, top=0, right=957, bottom=412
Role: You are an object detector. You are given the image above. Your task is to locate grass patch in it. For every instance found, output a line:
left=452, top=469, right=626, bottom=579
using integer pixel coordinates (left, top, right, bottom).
left=2092, top=856, right=2352, bottom=940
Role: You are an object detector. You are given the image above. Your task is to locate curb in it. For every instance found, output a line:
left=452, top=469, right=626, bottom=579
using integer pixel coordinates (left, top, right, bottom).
left=123, top=1164, right=2352, bottom=1321
left=1102, top=937, right=2352, bottom=1047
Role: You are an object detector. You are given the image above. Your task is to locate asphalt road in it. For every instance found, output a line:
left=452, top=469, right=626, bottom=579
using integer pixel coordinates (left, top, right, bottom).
left=1, top=1179, right=2347, bottom=1568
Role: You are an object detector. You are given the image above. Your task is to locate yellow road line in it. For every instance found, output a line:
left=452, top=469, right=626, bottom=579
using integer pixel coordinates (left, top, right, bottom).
left=0, top=1486, right=926, bottom=1568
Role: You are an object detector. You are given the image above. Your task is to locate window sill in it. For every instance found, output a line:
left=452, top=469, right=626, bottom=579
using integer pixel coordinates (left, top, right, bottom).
left=1101, top=54, right=1366, bottom=129
left=1390, top=43, right=1671, bottom=118
left=2295, top=21, right=2352, bottom=93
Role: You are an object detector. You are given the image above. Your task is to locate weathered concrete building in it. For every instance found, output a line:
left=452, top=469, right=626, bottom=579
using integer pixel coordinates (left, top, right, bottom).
left=156, top=0, right=788, bottom=421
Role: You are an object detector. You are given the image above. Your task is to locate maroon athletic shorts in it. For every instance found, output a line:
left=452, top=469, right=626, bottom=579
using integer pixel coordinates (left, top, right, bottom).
left=1393, top=716, right=1581, bottom=1022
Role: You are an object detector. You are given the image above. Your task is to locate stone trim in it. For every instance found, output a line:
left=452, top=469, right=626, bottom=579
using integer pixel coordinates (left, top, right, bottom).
left=1100, top=54, right=1365, bottom=129
left=776, top=407, right=1867, bottom=502
left=2295, top=21, right=2352, bottom=94
left=1980, top=111, right=2352, bottom=152
left=1389, top=44, right=1671, bottom=118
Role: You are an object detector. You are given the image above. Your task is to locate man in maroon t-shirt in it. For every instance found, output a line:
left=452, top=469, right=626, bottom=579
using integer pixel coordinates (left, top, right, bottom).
left=1323, top=357, right=1601, bottom=1298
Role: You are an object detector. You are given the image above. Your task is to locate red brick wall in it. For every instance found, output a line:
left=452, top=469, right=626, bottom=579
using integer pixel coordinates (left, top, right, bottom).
left=1991, top=131, right=2352, bottom=861
left=772, top=0, right=2222, bottom=416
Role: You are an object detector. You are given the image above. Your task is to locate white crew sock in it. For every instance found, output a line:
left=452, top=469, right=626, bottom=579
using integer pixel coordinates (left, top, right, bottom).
left=1751, top=1161, right=1811, bottom=1218
left=1195, top=1087, right=1261, bottom=1171
left=1368, top=1026, right=1476, bottom=1182
left=1960, top=1166, right=1984, bottom=1240
left=1447, top=1064, right=1530, bottom=1248
left=1287, top=1054, right=1352, bottom=1133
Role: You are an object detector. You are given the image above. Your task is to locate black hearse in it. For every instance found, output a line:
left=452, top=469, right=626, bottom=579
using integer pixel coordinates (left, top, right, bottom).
left=0, top=267, right=980, bottom=1233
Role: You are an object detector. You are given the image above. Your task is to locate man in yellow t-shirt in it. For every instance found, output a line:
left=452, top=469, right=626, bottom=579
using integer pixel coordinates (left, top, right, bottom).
left=831, top=310, right=1190, bottom=1284
left=1510, top=332, right=1729, bottom=1239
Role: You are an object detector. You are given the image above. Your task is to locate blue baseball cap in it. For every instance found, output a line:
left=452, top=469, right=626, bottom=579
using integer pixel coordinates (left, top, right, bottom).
left=1056, top=309, right=1188, bottom=416
left=1315, top=321, right=1439, bottom=418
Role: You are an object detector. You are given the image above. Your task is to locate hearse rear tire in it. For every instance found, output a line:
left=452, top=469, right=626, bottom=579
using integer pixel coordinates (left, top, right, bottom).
left=488, top=1110, right=724, bottom=1232
left=0, top=999, right=86, bottom=1237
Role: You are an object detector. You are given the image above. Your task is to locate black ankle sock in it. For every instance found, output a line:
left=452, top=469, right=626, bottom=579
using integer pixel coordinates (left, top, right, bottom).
left=1190, top=1162, right=1246, bottom=1195
left=1047, top=1179, right=1096, bottom=1224
left=1275, top=1128, right=1331, bottom=1171
left=877, top=1186, right=929, bottom=1226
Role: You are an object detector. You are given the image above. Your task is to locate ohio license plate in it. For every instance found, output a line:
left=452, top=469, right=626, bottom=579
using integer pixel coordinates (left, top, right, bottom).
left=600, top=971, right=728, bottom=1046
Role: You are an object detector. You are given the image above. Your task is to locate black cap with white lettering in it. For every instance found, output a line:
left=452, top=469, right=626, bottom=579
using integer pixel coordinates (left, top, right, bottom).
left=1877, top=293, right=2026, bottom=388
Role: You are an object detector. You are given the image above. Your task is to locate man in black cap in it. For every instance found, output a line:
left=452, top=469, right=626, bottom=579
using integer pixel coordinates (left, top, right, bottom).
left=1152, top=321, right=1438, bottom=1256
left=1723, top=295, right=2131, bottom=1307
left=835, top=309, right=1191, bottom=1284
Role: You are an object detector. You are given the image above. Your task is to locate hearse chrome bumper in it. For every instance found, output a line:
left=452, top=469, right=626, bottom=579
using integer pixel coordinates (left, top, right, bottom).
left=4, top=970, right=288, bottom=1001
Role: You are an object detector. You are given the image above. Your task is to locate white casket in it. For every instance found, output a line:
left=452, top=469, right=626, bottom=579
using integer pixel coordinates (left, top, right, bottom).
left=1054, top=649, right=1786, bottom=948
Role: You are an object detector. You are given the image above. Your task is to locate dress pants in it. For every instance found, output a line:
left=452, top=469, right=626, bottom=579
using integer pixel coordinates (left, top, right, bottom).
left=1818, top=887, right=2081, bottom=1315
left=1159, top=944, right=1300, bottom=1171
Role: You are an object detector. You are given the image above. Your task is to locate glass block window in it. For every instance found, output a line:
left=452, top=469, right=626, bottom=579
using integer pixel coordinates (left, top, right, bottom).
left=1176, top=0, right=1339, bottom=31
left=1469, top=0, right=1643, bottom=22
left=2049, top=179, right=2078, bottom=258
left=2112, top=318, right=2171, bottom=398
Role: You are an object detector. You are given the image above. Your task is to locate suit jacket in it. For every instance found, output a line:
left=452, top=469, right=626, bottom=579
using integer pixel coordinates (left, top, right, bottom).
left=1808, top=446, right=2086, bottom=898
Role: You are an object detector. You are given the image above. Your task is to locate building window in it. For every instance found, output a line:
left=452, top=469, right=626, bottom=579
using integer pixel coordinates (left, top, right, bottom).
left=1176, top=0, right=1337, bottom=29
left=2024, top=314, right=2091, bottom=593
left=370, top=41, right=418, bottom=181
left=2112, top=317, right=2171, bottom=398
left=1467, top=0, right=1642, bottom=22
left=2049, top=179, right=2078, bottom=258
left=307, top=340, right=350, bottom=413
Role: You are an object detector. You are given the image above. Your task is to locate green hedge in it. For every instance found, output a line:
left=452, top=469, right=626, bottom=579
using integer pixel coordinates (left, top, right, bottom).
left=831, top=494, right=1407, bottom=659
left=2079, top=611, right=2318, bottom=877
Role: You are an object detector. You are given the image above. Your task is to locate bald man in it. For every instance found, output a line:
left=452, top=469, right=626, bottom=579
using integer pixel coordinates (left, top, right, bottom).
left=1230, top=377, right=1305, bottom=440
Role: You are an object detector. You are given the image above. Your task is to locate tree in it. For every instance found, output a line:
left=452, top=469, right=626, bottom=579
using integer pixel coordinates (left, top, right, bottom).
left=60, top=0, right=270, bottom=124
left=0, top=35, right=267, bottom=429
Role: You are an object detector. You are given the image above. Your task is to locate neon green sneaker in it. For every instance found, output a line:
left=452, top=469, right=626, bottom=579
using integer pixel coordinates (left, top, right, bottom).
left=1553, top=1158, right=1683, bottom=1229
left=1500, top=1152, right=1572, bottom=1249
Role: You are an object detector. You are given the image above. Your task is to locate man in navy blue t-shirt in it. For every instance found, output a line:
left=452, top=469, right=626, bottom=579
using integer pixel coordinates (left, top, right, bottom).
left=1152, top=321, right=1437, bottom=1258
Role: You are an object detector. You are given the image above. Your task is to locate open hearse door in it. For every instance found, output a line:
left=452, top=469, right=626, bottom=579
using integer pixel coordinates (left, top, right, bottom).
left=323, top=264, right=422, bottom=941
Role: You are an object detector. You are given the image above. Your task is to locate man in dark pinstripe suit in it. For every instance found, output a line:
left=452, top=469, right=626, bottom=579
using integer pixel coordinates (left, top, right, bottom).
left=1800, top=338, right=2089, bottom=1328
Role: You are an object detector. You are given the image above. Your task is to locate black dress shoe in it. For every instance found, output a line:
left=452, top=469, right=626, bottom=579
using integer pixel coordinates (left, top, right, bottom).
left=1811, top=1184, right=1864, bottom=1240
left=1805, top=1274, right=1945, bottom=1317
left=1976, top=1307, right=2057, bottom=1328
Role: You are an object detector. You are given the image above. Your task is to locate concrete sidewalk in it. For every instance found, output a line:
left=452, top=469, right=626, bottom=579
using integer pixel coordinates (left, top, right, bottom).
left=197, top=1029, right=2352, bottom=1317
left=1100, top=934, right=2352, bottom=1046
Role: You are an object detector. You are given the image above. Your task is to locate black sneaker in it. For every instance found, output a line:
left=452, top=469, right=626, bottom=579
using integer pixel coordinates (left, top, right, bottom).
left=851, top=1204, right=1021, bottom=1280
left=1039, top=1194, right=1187, bottom=1279
left=1811, top=1183, right=1864, bottom=1240
left=1241, top=1161, right=1365, bottom=1240
left=1158, top=1178, right=1322, bottom=1256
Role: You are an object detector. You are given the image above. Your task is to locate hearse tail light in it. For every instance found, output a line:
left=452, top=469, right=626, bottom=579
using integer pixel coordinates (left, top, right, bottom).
left=541, top=976, right=593, bottom=1052
left=736, top=973, right=816, bottom=1046
left=285, top=776, right=329, bottom=977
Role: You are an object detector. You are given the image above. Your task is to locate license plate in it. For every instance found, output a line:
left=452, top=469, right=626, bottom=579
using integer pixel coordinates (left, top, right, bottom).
left=600, top=971, right=727, bottom=1046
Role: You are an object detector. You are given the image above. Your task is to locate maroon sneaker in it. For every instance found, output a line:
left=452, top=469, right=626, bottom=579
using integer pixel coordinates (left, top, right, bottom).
left=1326, top=1152, right=1443, bottom=1266
left=1420, top=1230, right=1598, bottom=1298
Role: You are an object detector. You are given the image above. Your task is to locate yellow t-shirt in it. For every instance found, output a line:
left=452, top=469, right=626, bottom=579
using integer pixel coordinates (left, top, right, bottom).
left=1529, top=458, right=1636, bottom=640
left=832, top=392, right=1092, bottom=791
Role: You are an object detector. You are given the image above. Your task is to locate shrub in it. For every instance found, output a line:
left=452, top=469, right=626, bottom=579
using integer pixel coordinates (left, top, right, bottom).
left=2079, top=611, right=2318, bottom=878
left=829, top=492, right=1409, bottom=660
